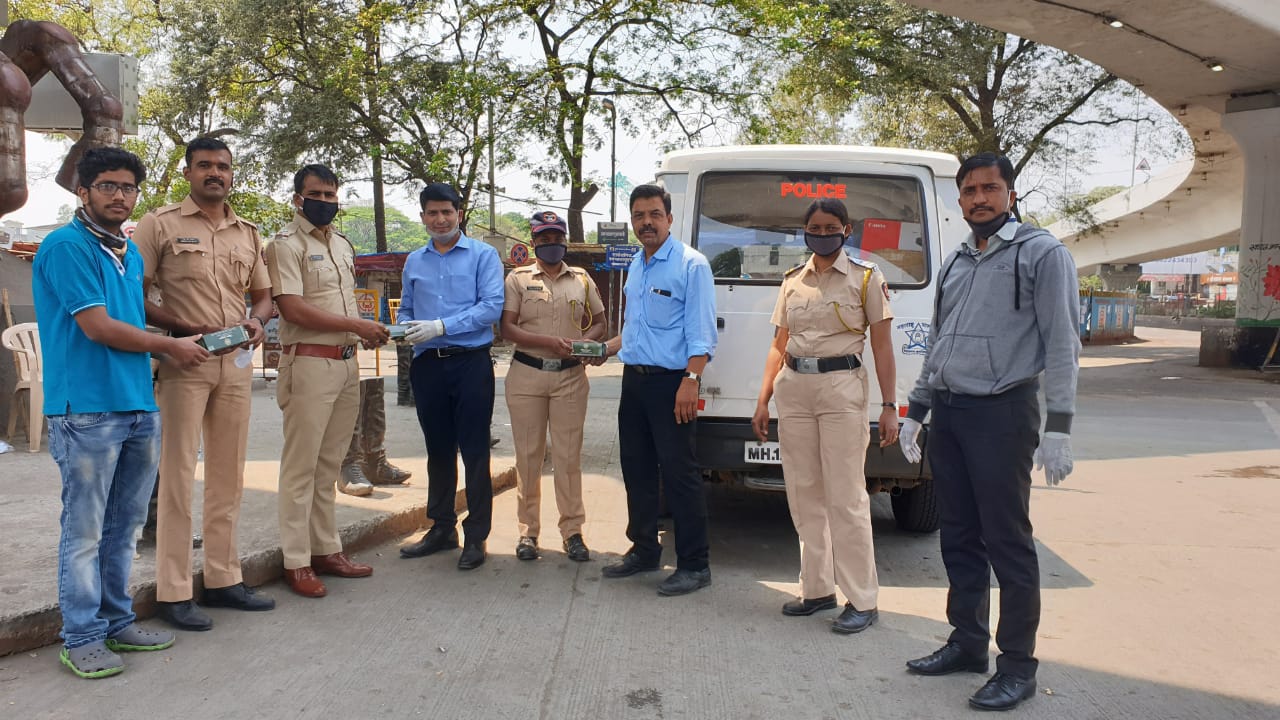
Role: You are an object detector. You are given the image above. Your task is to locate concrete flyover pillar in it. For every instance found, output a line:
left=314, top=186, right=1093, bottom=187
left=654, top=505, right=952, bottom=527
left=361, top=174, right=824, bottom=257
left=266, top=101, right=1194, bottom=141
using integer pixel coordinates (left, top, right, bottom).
left=1215, top=94, right=1280, bottom=366
left=1224, top=94, right=1280, bottom=327
left=1098, top=263, right=1143, bottom=292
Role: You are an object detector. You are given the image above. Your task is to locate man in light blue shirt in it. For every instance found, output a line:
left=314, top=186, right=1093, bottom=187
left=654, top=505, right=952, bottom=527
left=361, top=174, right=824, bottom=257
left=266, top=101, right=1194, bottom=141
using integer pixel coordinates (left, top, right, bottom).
left=398, top=182, right=504, bottom=570
left=595, top=184, right=717, bottom=596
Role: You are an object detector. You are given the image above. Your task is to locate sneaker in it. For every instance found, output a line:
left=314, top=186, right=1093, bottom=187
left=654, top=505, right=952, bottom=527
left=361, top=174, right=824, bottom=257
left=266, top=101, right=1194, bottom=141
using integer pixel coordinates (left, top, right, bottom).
left=516, top=536, right=539, bottom=561
left=563, top=533, right=590, bottom=562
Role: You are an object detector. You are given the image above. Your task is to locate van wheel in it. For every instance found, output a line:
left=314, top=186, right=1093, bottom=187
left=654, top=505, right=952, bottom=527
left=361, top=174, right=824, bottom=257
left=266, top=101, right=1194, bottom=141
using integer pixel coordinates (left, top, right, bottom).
left=891, top=482, right=940, bottom=533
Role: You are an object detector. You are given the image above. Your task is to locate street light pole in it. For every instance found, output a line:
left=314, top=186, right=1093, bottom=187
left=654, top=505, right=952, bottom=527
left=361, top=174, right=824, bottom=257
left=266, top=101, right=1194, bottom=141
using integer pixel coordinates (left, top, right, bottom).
left=602, top=98, right=617, bottom=222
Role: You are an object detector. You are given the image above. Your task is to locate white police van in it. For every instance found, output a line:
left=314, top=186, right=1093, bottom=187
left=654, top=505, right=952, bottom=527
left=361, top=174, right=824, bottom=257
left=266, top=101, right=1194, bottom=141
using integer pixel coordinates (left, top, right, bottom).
left=656, top=145, right=967, bottom=533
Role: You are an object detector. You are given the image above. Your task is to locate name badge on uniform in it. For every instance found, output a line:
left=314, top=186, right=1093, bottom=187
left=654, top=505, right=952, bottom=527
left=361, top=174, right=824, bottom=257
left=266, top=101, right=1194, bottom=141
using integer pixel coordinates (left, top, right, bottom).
left=309, top=254, right=325, bottom=261
left=651, top=287, right=672, bottom=297
left=527, top=284, right=544, bottom=292
left=176, top=237, right=201, bottom=244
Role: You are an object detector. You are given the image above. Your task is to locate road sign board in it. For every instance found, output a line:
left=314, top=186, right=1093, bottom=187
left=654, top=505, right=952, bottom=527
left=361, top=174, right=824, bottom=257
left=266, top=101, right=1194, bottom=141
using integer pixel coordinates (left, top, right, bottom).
left=597, top=221, right=629, bottom=245
left=605, top=244, right=641, bottom=270
left=354, top=289, right=380, bottom=320
left=509, top=242, right=531, bottom=265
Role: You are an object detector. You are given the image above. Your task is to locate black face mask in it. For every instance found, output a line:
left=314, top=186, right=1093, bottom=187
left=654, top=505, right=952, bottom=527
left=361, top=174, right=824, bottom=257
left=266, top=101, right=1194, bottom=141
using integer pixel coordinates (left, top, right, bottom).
left=965, top=211, right=1011, bottom=240
left=300, top=198, right=339, bottom=227
left=804, top=232, right=845, bottom=257
left=534, top=243, right=567, bottom=265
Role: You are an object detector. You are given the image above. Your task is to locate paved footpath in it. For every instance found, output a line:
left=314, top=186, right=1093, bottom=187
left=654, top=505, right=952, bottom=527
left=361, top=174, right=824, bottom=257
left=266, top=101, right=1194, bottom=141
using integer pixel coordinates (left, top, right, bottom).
left=1, top=329, right=1278, bottom=719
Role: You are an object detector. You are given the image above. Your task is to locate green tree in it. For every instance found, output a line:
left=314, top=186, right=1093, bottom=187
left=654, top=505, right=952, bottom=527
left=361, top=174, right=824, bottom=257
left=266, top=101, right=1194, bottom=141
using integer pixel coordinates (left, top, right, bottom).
left=161, top=0, right=526, bottom=235
left=492, top=0, right=758, bottom=241
left=336, top=206, right=430, bottom=254
left=740, top=0, right=1179, bottom=182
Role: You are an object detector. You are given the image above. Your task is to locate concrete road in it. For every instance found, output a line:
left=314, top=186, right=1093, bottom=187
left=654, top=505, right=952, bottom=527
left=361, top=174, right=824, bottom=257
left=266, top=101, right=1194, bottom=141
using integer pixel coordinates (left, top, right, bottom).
left=1, top=328, right=1278, bottom=719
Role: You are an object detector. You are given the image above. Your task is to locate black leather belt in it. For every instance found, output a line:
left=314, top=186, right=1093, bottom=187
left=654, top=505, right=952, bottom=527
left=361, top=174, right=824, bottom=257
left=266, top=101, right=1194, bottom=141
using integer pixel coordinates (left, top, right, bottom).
left=514, top=351, right=580, bottom=372
left=424, top=344, right=491, bottom=359
left=627, top=364, right=683, bottom=376
left=785, top=354, right=861, bottom=374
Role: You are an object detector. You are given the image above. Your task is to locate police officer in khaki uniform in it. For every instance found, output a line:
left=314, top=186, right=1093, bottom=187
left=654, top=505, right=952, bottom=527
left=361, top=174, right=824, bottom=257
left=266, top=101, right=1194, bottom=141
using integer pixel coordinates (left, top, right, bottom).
left=265, top=164, right=389, bottom=599
left=134, top=137, right=277, bottom=631
left=752, top=198, right=900, bottom=635
left=501, top=211, right=606, bottom=562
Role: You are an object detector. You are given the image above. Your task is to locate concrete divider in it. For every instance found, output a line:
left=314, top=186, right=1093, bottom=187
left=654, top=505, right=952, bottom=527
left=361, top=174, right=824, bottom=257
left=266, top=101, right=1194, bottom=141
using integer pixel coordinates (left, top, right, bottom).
left=0, top=465, right=517, bottom=657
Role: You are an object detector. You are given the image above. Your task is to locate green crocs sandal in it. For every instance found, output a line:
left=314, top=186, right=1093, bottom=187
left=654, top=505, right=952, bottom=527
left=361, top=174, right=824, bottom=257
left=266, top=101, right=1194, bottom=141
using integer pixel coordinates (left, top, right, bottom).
left=59, top=642, right=124, bottom=679
left=105, top=624, right=175, bottom=652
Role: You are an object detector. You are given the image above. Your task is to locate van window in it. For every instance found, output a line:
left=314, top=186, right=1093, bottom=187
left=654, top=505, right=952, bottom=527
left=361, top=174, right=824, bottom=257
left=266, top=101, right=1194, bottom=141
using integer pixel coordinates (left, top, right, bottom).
left=693, top=171, right=929, bottom=286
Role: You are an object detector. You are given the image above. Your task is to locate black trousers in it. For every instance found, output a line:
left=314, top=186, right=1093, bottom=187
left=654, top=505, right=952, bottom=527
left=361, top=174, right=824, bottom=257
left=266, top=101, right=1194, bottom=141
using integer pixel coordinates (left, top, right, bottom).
left=618, top=366, right=709, bottom=571
left=929, top=381, right=1042, bottom=679
left=410, top=349, right=494, bottom=543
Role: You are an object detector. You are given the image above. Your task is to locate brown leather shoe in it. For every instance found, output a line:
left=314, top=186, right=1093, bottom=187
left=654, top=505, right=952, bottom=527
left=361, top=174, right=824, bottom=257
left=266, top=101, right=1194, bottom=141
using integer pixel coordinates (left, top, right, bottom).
left=284, top=567, right=327, bottom=598
left=311, top=552, right=373, bottom=578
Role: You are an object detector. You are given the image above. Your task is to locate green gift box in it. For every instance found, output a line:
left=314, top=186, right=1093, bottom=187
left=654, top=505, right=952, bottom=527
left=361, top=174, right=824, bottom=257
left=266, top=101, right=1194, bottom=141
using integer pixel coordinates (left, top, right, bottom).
left=570, top=341, right=606, bottom=357
left=197, top=325, right=250, bottom=352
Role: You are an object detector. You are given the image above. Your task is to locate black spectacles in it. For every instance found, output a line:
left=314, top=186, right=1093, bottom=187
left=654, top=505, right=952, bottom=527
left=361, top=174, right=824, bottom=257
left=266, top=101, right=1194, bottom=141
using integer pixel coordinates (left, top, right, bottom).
left=90, top=182, right=141, bottom=197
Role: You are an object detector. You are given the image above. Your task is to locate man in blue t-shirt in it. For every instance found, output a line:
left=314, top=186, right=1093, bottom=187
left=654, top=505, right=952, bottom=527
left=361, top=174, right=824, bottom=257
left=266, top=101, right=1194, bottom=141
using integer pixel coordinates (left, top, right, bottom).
left=32, top=148, right=208, bottom=679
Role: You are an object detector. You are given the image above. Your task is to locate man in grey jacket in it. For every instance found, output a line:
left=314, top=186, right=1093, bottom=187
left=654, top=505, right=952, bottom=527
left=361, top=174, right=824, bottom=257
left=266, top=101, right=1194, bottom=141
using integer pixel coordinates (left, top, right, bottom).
left=899, top=153, right=1079, bottom=712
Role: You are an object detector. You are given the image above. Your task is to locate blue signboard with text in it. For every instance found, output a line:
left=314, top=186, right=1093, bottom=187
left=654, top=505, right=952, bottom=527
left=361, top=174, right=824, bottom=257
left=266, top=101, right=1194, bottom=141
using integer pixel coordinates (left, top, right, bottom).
left=606, top=244, right=641, bottom=270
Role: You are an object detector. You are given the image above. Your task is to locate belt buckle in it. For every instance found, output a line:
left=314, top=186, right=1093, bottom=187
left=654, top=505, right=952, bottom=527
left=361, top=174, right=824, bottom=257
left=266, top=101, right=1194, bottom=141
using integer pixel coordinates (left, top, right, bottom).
left=543, top=358, right=562, bottom=371
left=341, top=346, right=355, bottom=360
left=795, top=357, right=819, bottom=374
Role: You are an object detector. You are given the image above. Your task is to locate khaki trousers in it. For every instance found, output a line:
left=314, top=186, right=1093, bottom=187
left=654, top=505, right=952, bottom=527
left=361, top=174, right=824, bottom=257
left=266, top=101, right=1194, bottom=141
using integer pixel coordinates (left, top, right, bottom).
left=504, top=361, right=589, bottom=540
left=774, top=366, right=879, bottom=610
left=155, top=354, right=252, bottom=601
left=276, top=353, right=359, bottom=569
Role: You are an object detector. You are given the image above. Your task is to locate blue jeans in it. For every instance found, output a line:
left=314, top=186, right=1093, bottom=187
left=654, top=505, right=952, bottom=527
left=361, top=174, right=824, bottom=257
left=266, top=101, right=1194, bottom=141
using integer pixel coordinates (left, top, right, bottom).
left=48, top=411, right=160, bottom=649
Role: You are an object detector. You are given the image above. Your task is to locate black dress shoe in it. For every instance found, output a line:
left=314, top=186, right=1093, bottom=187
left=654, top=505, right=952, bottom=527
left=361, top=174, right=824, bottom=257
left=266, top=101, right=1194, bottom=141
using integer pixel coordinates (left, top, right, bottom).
left=969, top=673, right=1037, bottom=711
left=457, top=542, right=486, bottom=570
left=782, top=594, right=838, bottom=616
left=657, top=568, right=711, bottom=596
left=400, top=528, right=459, bottom=558
left=601, top=553, right=660, bottom=578
left=201, top=582, right=275, bottom=611
left=563, top=534, right=590, bottom=562
left=156, top=599, right=213, bottom=631
left=906, top=642, right=990, bottom=676
left=831, top=603, right=878, bottom=634
left=516, top=536, right=539, bottom=561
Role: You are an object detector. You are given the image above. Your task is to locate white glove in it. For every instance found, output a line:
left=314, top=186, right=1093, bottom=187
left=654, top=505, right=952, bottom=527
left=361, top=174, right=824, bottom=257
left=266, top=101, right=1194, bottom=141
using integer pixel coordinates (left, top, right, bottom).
left=1034, top=432, right=1073, bottom=486
left=899, top=417, right=923, bottom=464
left=404, top=319, right=445, bottom=344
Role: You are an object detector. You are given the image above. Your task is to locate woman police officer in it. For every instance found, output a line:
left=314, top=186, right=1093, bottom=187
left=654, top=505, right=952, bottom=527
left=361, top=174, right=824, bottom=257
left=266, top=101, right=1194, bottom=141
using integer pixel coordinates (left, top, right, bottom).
left=751, top=198, right=900, bottom=634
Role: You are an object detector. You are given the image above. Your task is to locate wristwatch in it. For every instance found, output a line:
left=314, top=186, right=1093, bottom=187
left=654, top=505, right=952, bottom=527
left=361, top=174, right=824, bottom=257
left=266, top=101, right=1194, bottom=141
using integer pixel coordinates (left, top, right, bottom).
left=880, top=402, right=897, bottom=408
left=683, top=371, right=701, bottom=384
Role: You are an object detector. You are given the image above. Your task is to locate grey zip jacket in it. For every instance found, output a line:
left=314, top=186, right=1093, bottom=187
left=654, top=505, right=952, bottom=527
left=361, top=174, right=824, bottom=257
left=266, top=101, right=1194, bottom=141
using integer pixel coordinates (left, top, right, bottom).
left=906, top=222, right=1081, bottom=434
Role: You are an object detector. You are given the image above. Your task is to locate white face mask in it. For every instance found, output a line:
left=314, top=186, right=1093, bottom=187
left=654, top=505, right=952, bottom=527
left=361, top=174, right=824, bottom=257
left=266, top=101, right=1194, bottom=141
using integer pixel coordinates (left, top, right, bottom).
left=429, top=221, right=460, bottom=242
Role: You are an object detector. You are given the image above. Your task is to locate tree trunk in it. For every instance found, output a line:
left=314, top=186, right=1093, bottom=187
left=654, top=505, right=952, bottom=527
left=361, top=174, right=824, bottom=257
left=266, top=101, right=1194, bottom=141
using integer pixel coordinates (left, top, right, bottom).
left=372, top=148, right=387, bottom=252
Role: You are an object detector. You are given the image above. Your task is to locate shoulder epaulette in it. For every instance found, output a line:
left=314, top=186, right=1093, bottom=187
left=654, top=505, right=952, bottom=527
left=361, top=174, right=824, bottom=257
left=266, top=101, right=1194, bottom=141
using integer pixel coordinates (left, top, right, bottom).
left=783, top=263, right=805, bottom=278
left=153, top=203, right=182, bottom=216
left=849, top=256, right=877, bottom=270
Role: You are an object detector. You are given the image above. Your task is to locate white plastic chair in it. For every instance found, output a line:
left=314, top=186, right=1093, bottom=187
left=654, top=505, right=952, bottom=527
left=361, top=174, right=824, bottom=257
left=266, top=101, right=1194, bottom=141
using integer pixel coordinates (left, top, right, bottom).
left=2, top=322, right=44, bottom=452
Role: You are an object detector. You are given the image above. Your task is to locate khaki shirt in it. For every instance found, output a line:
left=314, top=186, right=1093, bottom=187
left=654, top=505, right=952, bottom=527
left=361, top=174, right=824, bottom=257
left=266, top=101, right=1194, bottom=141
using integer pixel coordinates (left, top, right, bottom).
left=134, top=197, right=271, bottom=328
left=771, top=251, right=893, bottom=358
left=264, top=213, right=359, bottom=347
left=503, top=263, right=605, bottom=359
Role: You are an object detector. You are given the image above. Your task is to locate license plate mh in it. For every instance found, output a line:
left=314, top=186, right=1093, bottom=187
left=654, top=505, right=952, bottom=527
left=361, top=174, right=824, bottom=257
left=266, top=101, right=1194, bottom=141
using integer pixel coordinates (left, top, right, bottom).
left=744, top=441, right=782, bottom=464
